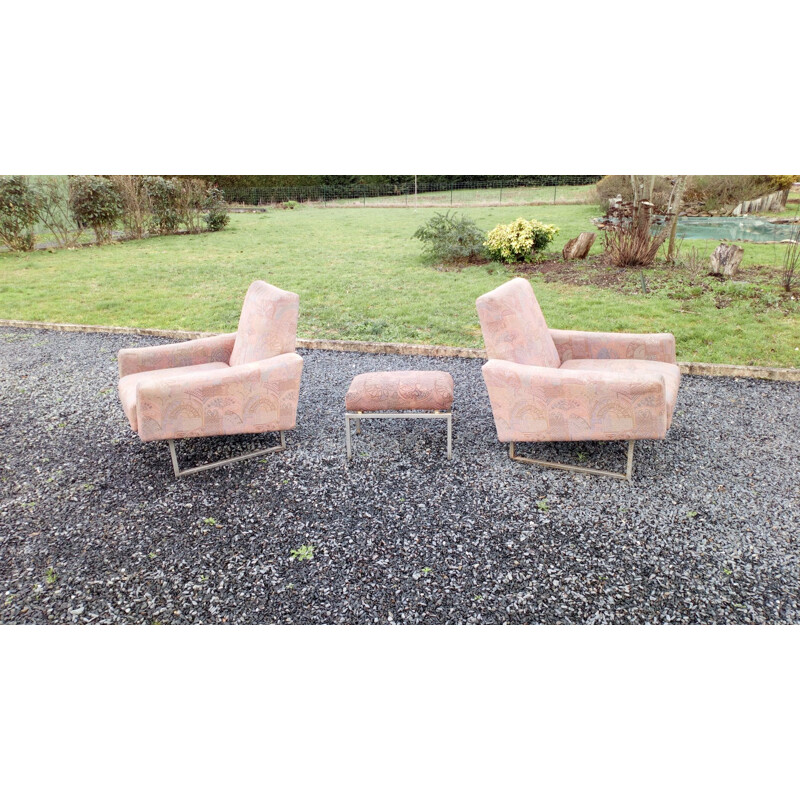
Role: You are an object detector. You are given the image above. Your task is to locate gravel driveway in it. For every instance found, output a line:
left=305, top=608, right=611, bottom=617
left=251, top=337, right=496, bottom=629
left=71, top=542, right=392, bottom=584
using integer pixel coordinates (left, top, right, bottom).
left=1, top=327, right=798, bottom=624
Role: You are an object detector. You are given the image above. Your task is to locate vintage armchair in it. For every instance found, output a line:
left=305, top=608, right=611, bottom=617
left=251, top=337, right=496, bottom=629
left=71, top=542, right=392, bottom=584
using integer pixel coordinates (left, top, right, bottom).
left=475, top=278, right=680, bottom=480
left=117, top=280, right=303, bottom=477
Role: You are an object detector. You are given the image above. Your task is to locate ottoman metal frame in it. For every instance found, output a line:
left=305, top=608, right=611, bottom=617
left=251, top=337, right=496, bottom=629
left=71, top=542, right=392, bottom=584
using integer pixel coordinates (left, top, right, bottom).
left=345, top=410, right=452, bottom=460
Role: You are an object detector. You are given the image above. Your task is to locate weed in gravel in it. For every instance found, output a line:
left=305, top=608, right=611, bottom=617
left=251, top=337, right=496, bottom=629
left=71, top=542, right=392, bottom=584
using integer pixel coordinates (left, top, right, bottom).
left=421, top=567, right=432, bottom=575
left=202, top=517, right=217, bottom=525
left=44, top=567, right=57, bottom=585
left=536, top=500, right=550, bottom=512
left=290, top=545, right=314, bottom=562
left=148, top=552, right=157, bottom=559
left=686, top=510, right=698, bottom=519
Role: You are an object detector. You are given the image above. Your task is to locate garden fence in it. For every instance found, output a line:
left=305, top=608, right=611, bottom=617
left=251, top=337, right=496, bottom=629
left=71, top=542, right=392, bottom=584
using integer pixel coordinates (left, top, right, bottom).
left=223, top=176, right=602, bottom=208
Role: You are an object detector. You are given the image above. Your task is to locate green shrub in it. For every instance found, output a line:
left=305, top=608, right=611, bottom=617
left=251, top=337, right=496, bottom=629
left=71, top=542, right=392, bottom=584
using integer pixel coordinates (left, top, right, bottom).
left=484, top=218, right=559, bottom=263
left=204, top=187, right=229, bottom=231
left=412, top=211, right=485, bottom=263
left=69, top=176, right=122, bottom=244
left=143, top=176, right=180, bottom=234
left=0, top=175, right=41, bottom=251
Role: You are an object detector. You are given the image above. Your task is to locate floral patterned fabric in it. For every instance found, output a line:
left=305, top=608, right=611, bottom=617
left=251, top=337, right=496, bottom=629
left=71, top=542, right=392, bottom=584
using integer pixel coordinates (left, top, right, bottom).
left=482, top=359, right=669, bottom=443
left=228, top=281, right=299, bottom=367
left=118, top=333, right=237, bottom=379
left=345, top=371, right=453, bottom=412
left=550, top=329, right=677, bottom=365
left=119, top=362, right=230, bottom=432
left=117, top=280, right=303, bottom=443
left=560, top=359, right=680, bottom=426
left=134, top=353, right=303, bottom=442
left=476, top=277, right=681, bottom=444
left=475, top=277, right=561, bottom=368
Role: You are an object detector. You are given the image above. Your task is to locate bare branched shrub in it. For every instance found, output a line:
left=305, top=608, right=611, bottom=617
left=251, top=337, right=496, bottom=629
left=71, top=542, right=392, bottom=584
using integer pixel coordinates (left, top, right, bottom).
left=595, top=175, right=674, bottom=214
left=602, top=200, right=670, bottom=268
left=781, top=227, right=800, bottom=292
left=682, top=175, right=774, bottom=213
left=110, top=175, right=151, bottom=239
left=36, top=177, right=82, bottom=248
left=684, top=245, right=706, bottom=282
left=174, top=178, right=208, bottom=234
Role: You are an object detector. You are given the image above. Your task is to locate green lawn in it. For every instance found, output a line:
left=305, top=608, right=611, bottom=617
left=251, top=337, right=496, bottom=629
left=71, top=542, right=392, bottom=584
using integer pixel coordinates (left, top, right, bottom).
left=1, top=205, right=797, bottom=367
left=320, top=182, right=596, bottom=207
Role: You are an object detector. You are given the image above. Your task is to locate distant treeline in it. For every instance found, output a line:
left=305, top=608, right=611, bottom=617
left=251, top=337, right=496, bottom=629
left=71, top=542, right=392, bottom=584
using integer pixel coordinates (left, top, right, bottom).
left=170, top=175, right=602, bottom=190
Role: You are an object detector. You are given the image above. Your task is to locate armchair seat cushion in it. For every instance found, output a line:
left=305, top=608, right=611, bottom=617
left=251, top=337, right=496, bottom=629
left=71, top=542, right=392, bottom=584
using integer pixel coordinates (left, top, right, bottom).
left=560, top=358, right=680, bottom=424
left=119, top=362, right=229, bottom=432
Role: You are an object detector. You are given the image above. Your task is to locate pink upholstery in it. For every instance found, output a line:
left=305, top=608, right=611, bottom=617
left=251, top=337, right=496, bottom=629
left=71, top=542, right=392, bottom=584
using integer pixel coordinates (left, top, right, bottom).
left=482, top=360, right=668, bottom=442
left=118, top=333, right=236, bottom=379
left=229, top=281, right=299, bottom=367
left=475, top=277, right=560, bottom=368
left=476, top=278, right=681, bottom=445
left=346, top=371, right=453, bottom=412
left=136, top=353, right=303, bottom=442
left=551, top=329, right=676, bottom=364
left=117, top=281, right=303, bottom=443
left=561, top=359, right=680, bottom=426
left=119, top=362, right=229, bottom=432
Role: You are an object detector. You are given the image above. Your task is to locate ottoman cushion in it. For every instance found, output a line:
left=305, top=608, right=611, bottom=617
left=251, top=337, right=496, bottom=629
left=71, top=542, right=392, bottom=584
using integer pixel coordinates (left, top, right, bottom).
left=345, top=371, right=453, bottom=412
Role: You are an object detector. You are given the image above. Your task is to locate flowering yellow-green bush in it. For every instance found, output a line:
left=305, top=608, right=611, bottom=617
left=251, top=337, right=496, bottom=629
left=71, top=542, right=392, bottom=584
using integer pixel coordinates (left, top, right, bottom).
left=484, top=218, right=559, bottom=263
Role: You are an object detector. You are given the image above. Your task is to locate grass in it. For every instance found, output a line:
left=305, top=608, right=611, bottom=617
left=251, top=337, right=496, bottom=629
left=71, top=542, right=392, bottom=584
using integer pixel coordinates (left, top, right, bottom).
left=0, top=204, right=797, bottom=367
left=319, top=183, right=596, bottom=208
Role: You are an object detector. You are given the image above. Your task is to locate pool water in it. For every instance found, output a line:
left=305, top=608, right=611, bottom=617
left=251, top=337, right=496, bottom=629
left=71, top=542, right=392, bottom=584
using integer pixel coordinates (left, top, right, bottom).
left=663, top=216, right=799, bottom=243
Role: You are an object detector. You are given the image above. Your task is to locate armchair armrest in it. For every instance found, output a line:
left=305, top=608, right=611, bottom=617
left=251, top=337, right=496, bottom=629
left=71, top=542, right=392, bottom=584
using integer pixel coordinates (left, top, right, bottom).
left=135, top=353, right=303, bottom=442
left=118, top=333, right=238, bottom=378
left=482, top=359, right=668, bottom=443
left=549, top=329, right=676, bottom=365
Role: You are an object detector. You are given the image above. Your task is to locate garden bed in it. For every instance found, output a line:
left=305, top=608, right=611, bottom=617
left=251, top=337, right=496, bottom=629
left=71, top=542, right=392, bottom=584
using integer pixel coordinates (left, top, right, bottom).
left=1, top=328, right=798, bottom=624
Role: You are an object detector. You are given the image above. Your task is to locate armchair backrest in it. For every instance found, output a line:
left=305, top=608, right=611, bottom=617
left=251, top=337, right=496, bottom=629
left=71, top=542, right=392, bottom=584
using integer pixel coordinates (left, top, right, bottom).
left=229, top=280, right=300, bottom=367
left=475, top=277, right=561, bottom=368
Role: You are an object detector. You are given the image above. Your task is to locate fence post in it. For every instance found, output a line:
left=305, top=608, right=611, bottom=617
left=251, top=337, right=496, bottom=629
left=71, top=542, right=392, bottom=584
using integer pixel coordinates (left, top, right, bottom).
left=499, top=185, right=503, bottom=204
left=553, top=177, right=557, bottom=204
left=363, top=190, right=366, bottom=207
left=450, top=185, right=453, bottom=206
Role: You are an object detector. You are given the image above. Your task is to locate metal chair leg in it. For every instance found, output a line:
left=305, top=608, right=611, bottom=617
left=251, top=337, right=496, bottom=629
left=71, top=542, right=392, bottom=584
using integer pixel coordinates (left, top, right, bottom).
left=509, top=440, right=635, bottom=481
left=167, top=431, right=287, bottom=478
left=447, top=414, right=452, bottom=460
left=345, top=416, right=352, bottom=460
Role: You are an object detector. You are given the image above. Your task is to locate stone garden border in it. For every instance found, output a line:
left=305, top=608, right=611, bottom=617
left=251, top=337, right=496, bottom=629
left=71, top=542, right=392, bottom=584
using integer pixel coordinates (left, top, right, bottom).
left=1, top=319, right=798, bottom=382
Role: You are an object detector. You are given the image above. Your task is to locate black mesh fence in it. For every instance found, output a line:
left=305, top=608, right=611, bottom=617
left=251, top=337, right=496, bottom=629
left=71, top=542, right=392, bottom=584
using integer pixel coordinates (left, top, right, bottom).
left=223, top=176, right=602, bottom=207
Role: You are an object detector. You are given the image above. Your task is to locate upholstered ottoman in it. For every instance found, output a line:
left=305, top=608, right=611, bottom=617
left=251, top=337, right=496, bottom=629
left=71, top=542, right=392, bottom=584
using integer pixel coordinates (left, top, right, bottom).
left=344, top=371, right=454, bottom=460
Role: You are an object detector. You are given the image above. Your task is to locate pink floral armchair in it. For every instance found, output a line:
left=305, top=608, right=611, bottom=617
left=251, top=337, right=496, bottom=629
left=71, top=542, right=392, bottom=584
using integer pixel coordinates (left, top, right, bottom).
left=117, top=281, right=303, bottom=476
left=476, top=278, right=680, bottom=480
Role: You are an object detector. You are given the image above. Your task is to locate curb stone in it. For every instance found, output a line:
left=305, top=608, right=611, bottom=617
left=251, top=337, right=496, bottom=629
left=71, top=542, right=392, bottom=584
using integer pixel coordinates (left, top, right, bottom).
left=1, top=318, right=798, bottom=382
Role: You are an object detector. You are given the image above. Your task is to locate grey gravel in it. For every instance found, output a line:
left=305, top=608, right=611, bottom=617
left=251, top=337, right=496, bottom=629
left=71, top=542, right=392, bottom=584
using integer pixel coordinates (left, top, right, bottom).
left=1, top=327, right=798, bottom=624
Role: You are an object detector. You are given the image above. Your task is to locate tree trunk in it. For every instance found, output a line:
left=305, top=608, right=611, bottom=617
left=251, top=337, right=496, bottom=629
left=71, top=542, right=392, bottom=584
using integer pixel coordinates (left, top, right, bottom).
left=667, top=175, right=687, bottom=262
left=562, top=232, right=596, bottom=260
left=709, top=243, right=744, bottom=278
